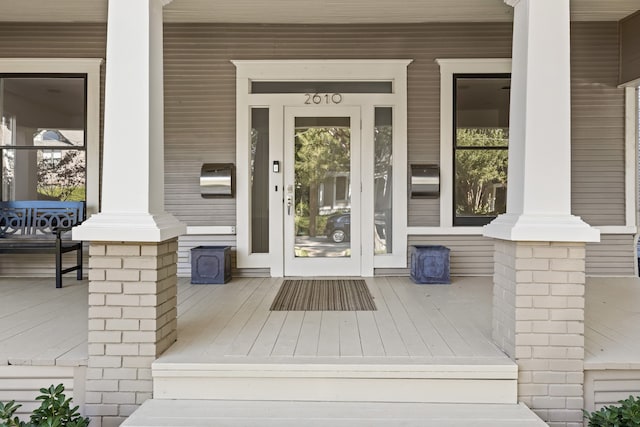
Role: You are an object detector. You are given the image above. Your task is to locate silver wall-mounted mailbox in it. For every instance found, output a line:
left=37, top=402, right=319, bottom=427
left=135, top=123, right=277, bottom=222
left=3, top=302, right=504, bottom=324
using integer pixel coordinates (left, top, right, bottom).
left=201, top=163, right=234, bottom=198
left=410, top=164, right=440, bottom=199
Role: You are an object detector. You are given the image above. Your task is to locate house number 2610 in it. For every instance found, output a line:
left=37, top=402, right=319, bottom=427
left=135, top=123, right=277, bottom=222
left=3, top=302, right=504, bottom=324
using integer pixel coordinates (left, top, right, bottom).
left=304, top=93, right=343, bottom=105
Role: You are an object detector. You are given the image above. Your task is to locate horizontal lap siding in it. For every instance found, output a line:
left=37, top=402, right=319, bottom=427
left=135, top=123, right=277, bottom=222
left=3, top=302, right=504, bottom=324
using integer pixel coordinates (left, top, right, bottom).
left=0, top=23, right=633, bottom=278
left=408, top=235, right=494, bottom=276
left=584, top=370, right=640, bottom=413
left=586, top=234, right=637, bottom=276
left=619, top=11, right=640, bottom=84
left=177, top=235, right=269, bottom=278
left=571, top=22, right=626, bottom=226
left=0, top=366, right=82, bottom=421
left=163, top=23, right=513, bottom=227
left=164, top=23, right=628, bottom=230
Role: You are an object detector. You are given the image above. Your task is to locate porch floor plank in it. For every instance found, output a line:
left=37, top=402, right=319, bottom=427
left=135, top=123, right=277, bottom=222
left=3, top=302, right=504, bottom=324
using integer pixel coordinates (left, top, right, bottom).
left=374, top=278, right=431, bottom=357
left=0, top=279, right=88, bottom=367
left=585, top=277, right=640, bottom=370
left=391, top=278, right=459, bottom=357
left=367, top=279, right=410, bottom=357
left=355, top=311, right=386, bottom=357
left=271, top=311, right=305, bottom=357
left=293, top=311, right=322, bottom=356
left=247, top=311, right=287, bottom=357
left=316, top=312, right=342, bottom=357
left=338, top=311, right=363, bottom=357
left=226, top=277, right=286, bottom=357
left=176, top=277, right=262, bottom=358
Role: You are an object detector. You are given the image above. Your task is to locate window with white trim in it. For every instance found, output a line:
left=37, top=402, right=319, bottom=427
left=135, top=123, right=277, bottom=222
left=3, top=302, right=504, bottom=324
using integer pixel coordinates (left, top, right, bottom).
left=0, top=59, right=101, bottom=215
left=0, top=75, right=87, bottom=202
left=436, top=59, right=512, bottom=229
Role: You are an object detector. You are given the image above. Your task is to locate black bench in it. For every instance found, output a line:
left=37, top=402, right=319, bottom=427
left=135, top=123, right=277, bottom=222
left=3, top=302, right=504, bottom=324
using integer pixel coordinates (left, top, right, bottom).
left=0, top=201, right=84, bottom=288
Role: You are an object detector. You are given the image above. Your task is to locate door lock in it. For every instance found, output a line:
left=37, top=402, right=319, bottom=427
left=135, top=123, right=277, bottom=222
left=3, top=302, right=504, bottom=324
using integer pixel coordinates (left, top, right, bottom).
left=287, top=196, right=292, bottom=215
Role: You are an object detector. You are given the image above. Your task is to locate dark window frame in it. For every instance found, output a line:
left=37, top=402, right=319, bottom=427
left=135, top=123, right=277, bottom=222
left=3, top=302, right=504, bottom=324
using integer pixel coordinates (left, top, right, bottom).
left=452, top=73, right=510, bottom=227
left=0, top=73, right=88, bottom=202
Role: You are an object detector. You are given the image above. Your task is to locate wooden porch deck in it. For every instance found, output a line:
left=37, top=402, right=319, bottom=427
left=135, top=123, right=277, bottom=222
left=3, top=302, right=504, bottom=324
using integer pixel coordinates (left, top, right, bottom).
left=153, top=276, right=518, bottom=404
left=160, top=276, right=503, bottom=363
left=0, top=278, right=88, bottom=367
left=1, top=275, right=639, bottom=369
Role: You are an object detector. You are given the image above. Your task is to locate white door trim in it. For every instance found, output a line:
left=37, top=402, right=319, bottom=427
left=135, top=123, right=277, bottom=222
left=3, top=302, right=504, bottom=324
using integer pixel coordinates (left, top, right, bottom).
left=233, top=59, right=411, bottom=276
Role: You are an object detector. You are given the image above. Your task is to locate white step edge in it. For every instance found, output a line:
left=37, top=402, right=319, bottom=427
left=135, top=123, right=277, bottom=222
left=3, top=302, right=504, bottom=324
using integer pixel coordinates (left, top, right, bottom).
left=151, top=361, right=518, bottom=380
left=122, top=400, right=548, bottom=427
left=152, top=362, right=518, bottom=404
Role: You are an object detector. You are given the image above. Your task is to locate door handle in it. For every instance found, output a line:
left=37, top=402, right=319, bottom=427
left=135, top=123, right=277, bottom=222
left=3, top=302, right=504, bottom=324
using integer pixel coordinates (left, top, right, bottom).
left=287, top=197, right=292, bottom=215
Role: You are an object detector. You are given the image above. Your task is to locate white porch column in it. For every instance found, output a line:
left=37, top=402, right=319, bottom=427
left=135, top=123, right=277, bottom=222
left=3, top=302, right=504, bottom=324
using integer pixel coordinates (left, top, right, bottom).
left=484, top=0, right=599, bottom=242
left=485, top=1, right=599, bottom=426
left=72, top=1, right=184, bottom=426
left=73, top=0, right=184, bottom=243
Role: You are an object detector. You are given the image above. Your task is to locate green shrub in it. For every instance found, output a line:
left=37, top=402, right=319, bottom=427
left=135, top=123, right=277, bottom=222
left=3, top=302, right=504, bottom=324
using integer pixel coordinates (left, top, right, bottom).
left=0, top=384, right=89, bottom=427
left=584, top=395, right=640, bottom=426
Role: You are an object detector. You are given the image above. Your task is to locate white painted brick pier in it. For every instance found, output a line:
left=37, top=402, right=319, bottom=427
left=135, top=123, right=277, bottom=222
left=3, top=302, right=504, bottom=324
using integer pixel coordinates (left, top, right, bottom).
left=85, top=239, right=179, bottom=427
left=493, top=241, right=586, bottom=427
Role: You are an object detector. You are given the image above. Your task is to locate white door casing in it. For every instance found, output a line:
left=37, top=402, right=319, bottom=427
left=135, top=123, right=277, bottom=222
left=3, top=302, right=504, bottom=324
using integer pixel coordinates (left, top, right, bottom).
left=234, top=60, right=411, bottom=277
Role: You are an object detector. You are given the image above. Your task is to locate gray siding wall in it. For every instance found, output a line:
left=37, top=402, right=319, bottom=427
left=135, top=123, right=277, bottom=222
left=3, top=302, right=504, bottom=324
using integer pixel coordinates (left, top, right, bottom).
left=0, top=366, right=84, bottom=421
left=584, top=370, right=640, bottom=413
left=586, top=234, right=637, bottom=276
left=619, top=11, right=640, bottom=85
left=162, top=22, right=514, bottom=227
left=177, top=235, right=268, bottom=278
left=163, top=22, right=628, bottom=229
left=0, top=23, right=635, bottom=277
left=571, top=23, right=626, bottom=226
left=408, top=235, right=495, bottom=276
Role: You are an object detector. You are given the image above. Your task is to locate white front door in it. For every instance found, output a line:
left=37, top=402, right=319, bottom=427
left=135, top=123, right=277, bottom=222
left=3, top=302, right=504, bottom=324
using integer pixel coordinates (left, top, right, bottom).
left=283, top=106, right=361, bottom=276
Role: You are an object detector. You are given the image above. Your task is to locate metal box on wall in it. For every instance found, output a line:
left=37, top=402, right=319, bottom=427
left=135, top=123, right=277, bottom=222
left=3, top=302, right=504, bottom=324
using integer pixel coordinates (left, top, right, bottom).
left=409, top=164, right=440, bottom=198
left=191, top=246, right=232, bottom=284
left=200, top=163, right=234, bottom=198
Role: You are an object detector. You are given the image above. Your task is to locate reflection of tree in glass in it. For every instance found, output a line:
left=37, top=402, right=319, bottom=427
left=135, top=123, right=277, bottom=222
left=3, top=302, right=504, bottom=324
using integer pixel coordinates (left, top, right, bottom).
left=455, top=128, right=508, bottom=216
left=2, top=150, right=14, bottom=193
left=374, top=124, right=392, bottom=253
left=37, top=151, right=85, bottom=201
left=295, top=127, right=350, bottom=237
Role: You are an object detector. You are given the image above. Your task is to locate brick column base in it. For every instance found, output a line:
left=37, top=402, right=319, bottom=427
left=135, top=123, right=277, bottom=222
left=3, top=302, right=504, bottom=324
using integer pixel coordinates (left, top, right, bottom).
left=85, top=239, right=178, bottom=427
left=493, top=240, right=585, bottom=427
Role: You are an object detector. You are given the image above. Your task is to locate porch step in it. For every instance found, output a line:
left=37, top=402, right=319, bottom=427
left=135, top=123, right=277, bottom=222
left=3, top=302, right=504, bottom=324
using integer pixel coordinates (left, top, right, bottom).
left=152, top=359, right=518, bottom=404
left=122, top=399, right=547, bottom=426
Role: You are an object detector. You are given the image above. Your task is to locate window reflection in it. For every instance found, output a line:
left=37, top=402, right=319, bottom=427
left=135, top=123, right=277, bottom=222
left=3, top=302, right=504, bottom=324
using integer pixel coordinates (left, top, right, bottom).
left=454, top=75, right=510, bottom=226
left=374, top=107, right=392, bottom=254
left=250, top=108, right=269, bottom=253
left=0, top=76, right=87, bottom=201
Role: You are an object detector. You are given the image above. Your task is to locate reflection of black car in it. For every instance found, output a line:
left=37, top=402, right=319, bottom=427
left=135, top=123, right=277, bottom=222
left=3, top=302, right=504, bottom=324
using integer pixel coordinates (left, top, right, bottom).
left=325, top=213, right=350, bottom=243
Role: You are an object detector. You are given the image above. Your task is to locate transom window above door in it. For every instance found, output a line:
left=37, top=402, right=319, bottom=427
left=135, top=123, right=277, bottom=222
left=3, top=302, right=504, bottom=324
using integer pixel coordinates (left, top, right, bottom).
left=251, top=81, right=393, bottom=94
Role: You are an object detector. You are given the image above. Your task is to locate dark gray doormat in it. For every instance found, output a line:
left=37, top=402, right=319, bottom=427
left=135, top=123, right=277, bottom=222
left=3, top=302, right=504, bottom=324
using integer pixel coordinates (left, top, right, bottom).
left=270, top=279, right=377, bottom=311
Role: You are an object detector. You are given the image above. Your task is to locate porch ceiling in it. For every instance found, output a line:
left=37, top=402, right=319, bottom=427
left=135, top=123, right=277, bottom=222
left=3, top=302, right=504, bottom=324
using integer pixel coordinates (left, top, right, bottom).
left=0, top=0, right=638, bottom=23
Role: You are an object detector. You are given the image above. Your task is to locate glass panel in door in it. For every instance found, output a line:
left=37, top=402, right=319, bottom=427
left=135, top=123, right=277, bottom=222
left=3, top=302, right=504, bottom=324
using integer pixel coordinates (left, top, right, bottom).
left=293, top=116, right=351, bottom=258
left=284, top=107, right=361, bottom=276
